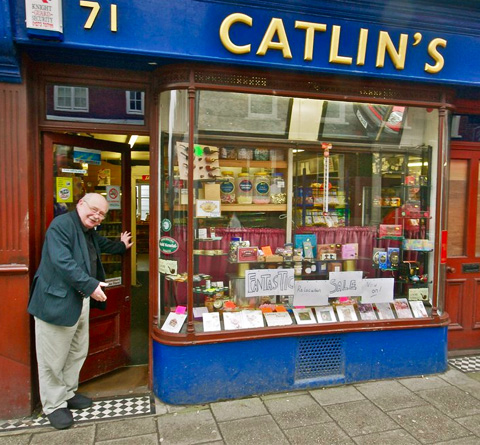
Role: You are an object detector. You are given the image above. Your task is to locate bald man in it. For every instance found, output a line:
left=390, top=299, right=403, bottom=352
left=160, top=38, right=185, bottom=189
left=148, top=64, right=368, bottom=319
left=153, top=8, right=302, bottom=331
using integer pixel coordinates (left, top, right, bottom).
left=28, top=193, right=133, bottom=429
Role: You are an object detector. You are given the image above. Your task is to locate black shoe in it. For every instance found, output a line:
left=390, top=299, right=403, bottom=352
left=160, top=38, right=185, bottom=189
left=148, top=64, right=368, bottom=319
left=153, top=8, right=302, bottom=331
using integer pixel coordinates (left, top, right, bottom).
left=47, top=408, right=73, bottom=430
left=67, top=393, right=93, bottom=410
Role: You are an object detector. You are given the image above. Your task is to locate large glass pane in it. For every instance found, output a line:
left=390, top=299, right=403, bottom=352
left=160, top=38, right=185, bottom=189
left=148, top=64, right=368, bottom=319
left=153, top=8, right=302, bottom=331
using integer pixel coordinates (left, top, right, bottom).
left=157, top=90, right=190, bottom=330
left=447, top=160, right=468, bottom=257
left=53, top=145, right=125, bottom=285
left=158, top=90, right=440, bottom=333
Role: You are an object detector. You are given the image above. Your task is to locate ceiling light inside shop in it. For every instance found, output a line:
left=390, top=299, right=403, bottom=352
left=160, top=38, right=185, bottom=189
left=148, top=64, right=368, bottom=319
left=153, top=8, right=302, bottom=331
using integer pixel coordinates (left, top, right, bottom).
left=129, top=135, right=139, bottom=148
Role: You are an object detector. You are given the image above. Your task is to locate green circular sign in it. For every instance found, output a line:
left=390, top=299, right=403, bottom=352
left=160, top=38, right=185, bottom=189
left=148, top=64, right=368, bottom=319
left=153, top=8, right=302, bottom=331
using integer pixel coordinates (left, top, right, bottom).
left=159, top=236, right=179, bottom=254
left=161, top=218, right=172, bottom=232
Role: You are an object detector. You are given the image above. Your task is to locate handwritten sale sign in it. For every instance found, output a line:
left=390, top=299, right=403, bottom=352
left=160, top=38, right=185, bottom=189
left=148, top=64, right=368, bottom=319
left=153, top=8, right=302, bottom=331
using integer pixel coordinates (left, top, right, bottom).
left=293, top=280, right=329, bottom=306
left=361, top=278, right=394, bottom=303
left=245, top=269, right=294, bottom=298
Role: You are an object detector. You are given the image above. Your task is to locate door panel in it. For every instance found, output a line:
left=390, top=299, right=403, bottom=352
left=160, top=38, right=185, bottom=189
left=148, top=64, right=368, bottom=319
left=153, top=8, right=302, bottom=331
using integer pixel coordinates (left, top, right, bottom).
left=446, top=144, right=480, bottom=349
left=42, top=132, right=131, bottom=381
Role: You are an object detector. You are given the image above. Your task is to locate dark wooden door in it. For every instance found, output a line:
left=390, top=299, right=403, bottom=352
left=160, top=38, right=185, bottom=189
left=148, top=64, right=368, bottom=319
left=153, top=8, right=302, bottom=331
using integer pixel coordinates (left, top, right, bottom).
left=446, top=142, right=480, bottom=350
left=42, top=132, right=132, bottom=380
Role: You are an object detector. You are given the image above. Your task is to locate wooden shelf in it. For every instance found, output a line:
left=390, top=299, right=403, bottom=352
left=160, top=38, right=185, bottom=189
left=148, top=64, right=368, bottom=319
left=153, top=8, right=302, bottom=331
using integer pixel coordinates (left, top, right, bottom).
left=221, top=204, right=287, bottom=212
left=219, top=160, right=287, bottom=169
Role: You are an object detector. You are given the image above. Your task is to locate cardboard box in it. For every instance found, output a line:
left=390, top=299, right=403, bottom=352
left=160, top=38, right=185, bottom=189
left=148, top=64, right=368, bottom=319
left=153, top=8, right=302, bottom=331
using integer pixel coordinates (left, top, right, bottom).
left=237, top=247, right=258, bottom=262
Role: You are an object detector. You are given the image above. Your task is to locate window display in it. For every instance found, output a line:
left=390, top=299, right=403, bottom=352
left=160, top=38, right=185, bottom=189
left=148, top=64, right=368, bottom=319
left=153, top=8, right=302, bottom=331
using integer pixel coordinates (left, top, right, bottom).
left=158, top=90, right=440, bottom=334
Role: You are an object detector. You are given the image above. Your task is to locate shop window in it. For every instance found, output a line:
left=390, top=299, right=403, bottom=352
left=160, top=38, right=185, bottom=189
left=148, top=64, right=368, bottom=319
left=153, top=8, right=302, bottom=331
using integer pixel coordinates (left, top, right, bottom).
left=54, top=86, right=89, bottom=112
left=136, top=183, right=150, bottom=221
left=158, top=89, right=440, bottom=335
left=127, top=91, right=145, bottom=115
left=247, top=95, right=278, bottom=119
left=452, top=114, right=480, bottom=141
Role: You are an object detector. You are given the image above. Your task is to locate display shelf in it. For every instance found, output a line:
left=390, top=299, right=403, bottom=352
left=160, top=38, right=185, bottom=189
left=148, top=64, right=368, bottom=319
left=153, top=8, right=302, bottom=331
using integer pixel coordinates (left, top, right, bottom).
left=219, top=159, right=287, bottom=169
left=221, top=204, right=287, bottom=212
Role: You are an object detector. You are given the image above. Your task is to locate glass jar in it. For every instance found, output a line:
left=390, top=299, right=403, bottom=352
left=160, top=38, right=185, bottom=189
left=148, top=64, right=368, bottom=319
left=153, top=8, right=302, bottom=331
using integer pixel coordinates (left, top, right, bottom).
left=220, top=171, right=236, bottom=203
left=254, top=148, right=270, bottom=161
left=253, top=171, right=271, bottom=204
left=270, top=172, right=286, bottom=204
left=237, top=147, right=254, bottom=160
left=220, top=146, right=236, bottom=160
left=236, top=173, right=253, bottom=204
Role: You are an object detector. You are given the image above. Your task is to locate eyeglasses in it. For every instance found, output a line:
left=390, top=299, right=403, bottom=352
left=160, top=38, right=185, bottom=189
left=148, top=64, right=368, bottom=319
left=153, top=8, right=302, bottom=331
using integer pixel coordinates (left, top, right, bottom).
left=83, top=200, right=107, bottom=219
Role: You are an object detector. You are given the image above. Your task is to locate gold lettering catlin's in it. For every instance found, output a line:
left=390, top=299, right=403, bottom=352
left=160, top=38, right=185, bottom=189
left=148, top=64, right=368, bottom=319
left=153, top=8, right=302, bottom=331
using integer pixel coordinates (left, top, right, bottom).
left=219, top=13, right=447, bottom=74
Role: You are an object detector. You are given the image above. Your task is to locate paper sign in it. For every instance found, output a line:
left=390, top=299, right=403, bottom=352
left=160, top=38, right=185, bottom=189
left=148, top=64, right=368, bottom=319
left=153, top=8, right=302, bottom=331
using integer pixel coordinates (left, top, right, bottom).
left=361, top=278, right=394, bottom=303
left=327, top=271, right=363, bottom=298
left=175, top=306, right=186, bottom=315
left=56, top=177, right=73, bottom=203
left=106, top=186, right=121, bottom=209
left=25, top=0, right=63, bottom=33
left=293, top=280, right=329, bottom=306
left=159, top=259, right=178, bottom=275
left=196, top=200, right=221, bottom=218
left=73, top=147, right=101, bottom=165
left=245, top=269, right=294, bottom=298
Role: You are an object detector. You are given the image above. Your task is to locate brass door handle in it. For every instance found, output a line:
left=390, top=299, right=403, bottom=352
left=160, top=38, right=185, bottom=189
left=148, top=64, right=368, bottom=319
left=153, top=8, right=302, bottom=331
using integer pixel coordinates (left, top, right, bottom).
left=446, top=266, right=456, bottom=274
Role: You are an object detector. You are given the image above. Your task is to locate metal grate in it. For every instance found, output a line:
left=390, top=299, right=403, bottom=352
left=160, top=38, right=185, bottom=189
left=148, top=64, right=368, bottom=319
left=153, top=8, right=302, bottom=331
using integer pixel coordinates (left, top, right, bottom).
left=295, top=336, right=344, bottom=381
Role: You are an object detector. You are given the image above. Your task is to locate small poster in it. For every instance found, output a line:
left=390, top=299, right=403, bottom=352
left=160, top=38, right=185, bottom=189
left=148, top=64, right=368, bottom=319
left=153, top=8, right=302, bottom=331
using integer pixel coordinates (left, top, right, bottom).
left=240, top=310, right=264, bottom=329
left=336, top=304, right=358, bottom=322
left=98, top=169, right=111, bottom=186
left=263, top=312, right=293, bottom=327
left=314, top=306, right=337, bottom=323
left=293, top=308, right=317, bottom=325
left=202, top=312, right=221, bottom=332
left=106, top=186, right=121, bottom=209
left=293, top=280, right=329, bottom=306
left=56, top=177, right=73, bottom=203
left=73, top=147, right=102, bottom=165
left=196, top=200, right=221, bottom=218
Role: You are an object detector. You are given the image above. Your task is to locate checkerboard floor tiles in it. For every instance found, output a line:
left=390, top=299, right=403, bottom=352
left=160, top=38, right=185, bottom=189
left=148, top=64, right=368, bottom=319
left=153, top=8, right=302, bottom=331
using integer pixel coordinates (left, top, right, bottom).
left=449, top=355, right=480, bottom=373
left=0, top=395, right=154, bottom=431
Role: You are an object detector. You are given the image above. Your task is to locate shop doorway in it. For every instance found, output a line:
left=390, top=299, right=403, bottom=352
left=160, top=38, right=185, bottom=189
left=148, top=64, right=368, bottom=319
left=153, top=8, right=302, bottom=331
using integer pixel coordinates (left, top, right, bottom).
left=446, top=142, right=480, bottom=350
left=42, top=132, right=150, bottom=389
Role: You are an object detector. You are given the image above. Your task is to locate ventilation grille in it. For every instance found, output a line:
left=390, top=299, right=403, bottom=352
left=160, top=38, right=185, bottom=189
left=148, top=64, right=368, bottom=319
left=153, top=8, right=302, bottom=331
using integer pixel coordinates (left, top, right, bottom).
left=295, top=336, right=344, bottom=381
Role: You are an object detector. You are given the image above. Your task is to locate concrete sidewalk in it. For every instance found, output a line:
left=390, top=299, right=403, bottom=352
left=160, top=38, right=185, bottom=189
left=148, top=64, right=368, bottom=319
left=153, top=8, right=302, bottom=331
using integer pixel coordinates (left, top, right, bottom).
left=3, top=365, right=480, bottom=444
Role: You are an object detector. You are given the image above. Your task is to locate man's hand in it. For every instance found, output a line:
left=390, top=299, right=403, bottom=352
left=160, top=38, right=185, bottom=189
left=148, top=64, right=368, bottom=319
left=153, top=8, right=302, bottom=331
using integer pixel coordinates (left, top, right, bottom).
left=120, top=231, right=133, bottom=249
left=91, top=282, right=108, bottom=302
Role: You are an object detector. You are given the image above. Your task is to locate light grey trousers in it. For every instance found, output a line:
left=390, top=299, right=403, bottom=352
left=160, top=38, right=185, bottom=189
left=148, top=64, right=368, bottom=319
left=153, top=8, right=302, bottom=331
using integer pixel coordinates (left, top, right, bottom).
left=34, top=297, right=90, bottom=415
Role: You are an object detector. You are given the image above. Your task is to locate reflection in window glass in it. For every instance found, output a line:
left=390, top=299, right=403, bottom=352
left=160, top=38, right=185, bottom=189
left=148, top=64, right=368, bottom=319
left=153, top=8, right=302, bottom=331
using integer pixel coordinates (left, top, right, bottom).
left=158, top=89, right=440, bottom=333
left=448, top=160, right=468, bottom=257
left=47, top=84, right=145, bottom=125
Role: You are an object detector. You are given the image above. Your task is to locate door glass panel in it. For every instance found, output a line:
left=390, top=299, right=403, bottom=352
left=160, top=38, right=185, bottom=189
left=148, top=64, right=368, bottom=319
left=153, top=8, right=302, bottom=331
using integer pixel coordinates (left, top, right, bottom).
left=477, top=163, right=480, bottom=257
left=448, top=160, right=468, bottom=257
left=53, top=144, right=125, bottom=285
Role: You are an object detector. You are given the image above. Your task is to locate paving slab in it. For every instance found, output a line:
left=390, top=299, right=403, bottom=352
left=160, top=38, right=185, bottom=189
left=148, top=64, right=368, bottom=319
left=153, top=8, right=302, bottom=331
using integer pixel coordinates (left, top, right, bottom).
left=454, top=413, right=480, bottom=436
left=263, top=394, right=332, bottom=429
left=431, top=437, right=480, bottom=445
left=218, top=415, right=289, bottom=445
left=157, top=409, right=222, bottom=445
left=210, top=397, right=268, bottom=422
left=324, top=400, right=399, bottom=436
left=398, top=375, right=452, bottom=392
left=95, top=416, right=157, bottom=441
left=391, top=405, right=471, bottom=444
left=0, top=434, right=33, bottom=445
left=309, top=385, right=365, bottom=406
left=283, top=422, right=355, bottom=445
left=417, top=386, right=480, bottom=418
left=355, top=380, right=427, bottom=412
left=96, top=433, right=159, bottom=445
left=351, top=429, right=421, bottom=445
left=30, top=424, right=96, bottom=445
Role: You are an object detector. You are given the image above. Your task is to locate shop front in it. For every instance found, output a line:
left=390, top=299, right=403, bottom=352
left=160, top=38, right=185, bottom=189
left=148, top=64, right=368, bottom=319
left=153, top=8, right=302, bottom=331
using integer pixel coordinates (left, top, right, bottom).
left=153, top=65, right=450, bottom=404
left=2, top=0, right=480, bottom=416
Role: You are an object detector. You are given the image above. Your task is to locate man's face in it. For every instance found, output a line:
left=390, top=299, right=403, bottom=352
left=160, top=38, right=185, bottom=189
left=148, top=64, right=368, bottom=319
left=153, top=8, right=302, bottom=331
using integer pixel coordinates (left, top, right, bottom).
left=77, top=195, right=109, bottom=229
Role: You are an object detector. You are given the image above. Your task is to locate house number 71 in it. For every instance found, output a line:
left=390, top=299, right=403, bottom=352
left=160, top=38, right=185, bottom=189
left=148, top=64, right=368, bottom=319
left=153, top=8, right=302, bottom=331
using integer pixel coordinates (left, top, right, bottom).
left=80, top=1, right=118, bottom=32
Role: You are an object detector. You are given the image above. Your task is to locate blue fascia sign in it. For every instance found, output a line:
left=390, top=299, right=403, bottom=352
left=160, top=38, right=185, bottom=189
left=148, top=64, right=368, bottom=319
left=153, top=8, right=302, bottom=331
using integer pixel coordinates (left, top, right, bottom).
left=11, top=0, right=480, bottom=86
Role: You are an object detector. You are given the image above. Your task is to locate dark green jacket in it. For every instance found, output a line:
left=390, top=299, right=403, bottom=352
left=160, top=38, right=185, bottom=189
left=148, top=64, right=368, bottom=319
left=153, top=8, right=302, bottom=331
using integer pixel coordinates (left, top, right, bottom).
left=28, top=210, right=126, bottom=326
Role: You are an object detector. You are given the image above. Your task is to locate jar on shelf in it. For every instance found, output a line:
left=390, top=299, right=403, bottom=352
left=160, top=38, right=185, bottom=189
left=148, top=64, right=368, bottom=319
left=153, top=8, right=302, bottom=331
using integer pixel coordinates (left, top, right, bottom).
left=270, top=172, right=286, bottom=204
left=220, top=146, right=237, bottom=160
left=236, top=172, right=253, bottom=204
left=220, top=170, right=236, bottom=203
left=237, top=147, right=254, bottom=160
left=253, top=171, right=271, bottom=204
left=270, top=149, right=285, bottom=161
left=254, top=148, right=270, bottom=161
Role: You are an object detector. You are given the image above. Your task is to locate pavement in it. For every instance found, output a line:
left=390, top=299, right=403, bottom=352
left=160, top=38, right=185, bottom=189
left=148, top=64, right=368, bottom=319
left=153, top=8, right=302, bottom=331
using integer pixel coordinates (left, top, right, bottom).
left=3, top=365, right=480, bottom=444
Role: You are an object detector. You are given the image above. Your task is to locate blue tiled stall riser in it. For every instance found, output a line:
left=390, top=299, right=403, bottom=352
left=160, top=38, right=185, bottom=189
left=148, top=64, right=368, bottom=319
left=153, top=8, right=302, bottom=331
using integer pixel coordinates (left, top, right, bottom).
left=153, top=327, right=448, bottom=405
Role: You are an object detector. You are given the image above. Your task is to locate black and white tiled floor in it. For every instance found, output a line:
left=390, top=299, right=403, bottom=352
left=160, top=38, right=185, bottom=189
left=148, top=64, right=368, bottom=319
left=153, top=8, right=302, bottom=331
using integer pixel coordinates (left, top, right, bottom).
left=0, top=395, right=154, bottom=431
left=449, top=355, right=480, bottom=373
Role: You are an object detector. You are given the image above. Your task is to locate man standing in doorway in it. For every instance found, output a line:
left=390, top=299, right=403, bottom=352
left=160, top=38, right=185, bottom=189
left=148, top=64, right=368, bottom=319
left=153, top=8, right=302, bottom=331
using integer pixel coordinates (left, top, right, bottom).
left=28, top=193, right=133, bottom=429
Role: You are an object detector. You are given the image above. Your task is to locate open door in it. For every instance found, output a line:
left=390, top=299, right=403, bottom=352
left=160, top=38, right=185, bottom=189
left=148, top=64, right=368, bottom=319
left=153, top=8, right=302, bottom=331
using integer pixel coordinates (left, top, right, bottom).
left=42, top=132, right=132, bottom=381
left=446, top=142, right=480, bottom=350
